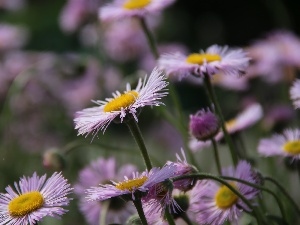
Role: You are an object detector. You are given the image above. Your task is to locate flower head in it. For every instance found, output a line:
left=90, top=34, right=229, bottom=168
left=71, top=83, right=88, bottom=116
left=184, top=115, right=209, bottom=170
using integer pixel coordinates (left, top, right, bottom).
left=168, top=149, right=198, bottom=192
left=86, top=164, right=176, bottom=202
left=190, top=161, right=260, bottom=225
left=158, top=45, right=250, bottom=80
left=75, top=157, right=137, bottom=225
left=290, top=79, right=300, bottom=109
left=189, top=103, right=263, bottom=152
left=74, top=68, right=168, bottom=137
left=99, top=0, right=175, bottom=22
left=258, top=129, right=300, bottom=161
left=189, top=109, right=220, bottom=141
left=0, top=172, right=73, bottom=225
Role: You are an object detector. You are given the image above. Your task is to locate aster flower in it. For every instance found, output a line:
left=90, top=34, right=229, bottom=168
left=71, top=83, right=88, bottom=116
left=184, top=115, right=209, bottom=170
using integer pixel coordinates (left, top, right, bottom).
left=247, top=30, right=300, bottom=83
left=189, top=103, right=263, bottom=152
left=290, top=79, right=300, bottom=109
left=74, top=157, right=137, bottom=225
left=103, top=19, right=148, bottom=62
left=74, top=68, right=168, bottom=137
left=190, top=161, right=260, bottom=225
left=0, top=172, right=73, bottom=225
left=143, top=191, right=192, bottom=225
left=99, top=0, right=175, bottom=22
left=86, top=163, right=176, bottom=202
left=189, top=108, right=220, bottom=141
left=168, top=149, right=198, bottom=192
left=158, top=45, right=250, bottom=80
left=258, top=129, right=300, bottom=161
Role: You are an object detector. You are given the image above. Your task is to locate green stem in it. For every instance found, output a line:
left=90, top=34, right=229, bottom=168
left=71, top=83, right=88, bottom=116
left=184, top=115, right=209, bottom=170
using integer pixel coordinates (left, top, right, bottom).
left=180, top=212, right=194, bottom=225
left=264, top=176, right=300, bottom=215
left=211, top=138, right=222, bottom=175
left=126, top=119, right=152, bottom=170
left=139, top=17, right=159, bottom=59
left=203, top=74, right=238, bottom=166
left=133, top=198, right=149, bottom=225
left=164, top=210, right=176, bottom=225
left=221, top=176, right=287, bottom=223
left=99, top=200, right=110, bottom=225
left=172, top=173, right=268, bottom=225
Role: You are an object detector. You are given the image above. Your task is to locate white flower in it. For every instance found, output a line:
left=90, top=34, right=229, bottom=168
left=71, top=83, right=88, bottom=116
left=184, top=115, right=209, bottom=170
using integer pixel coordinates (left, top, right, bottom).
left=99, top=0, right=175, bottom=22
left=290, top=79, right=300, bottom=109
left=258, top=129, right=300, bottom=160
left=74, top=68, right=168, bottom=137
left=158, top=45, right=250, bottom=80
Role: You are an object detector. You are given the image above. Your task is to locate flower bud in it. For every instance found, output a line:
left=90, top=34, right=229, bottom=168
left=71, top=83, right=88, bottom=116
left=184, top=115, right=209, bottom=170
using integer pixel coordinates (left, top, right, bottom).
left=43, top=148, right=66, bottom=171
left=189, top=109, right=220, bottom=141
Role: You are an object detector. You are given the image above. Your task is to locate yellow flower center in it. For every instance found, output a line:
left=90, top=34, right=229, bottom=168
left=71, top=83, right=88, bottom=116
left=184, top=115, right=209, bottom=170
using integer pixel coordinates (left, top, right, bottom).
left=103, top=91, right=139, bottom=113
left=115, top=176, right=148, bottom=191
left=283, top=140, right=300, bottom=155
left=123, top=0, right=151, bottom=9
left=225, top=119, right=236, bottom=131
left=8, top=191, right=44, bottom=217
left=214, top=183, right=238, bottom=209
left=186, top=53, right=222, bottom=65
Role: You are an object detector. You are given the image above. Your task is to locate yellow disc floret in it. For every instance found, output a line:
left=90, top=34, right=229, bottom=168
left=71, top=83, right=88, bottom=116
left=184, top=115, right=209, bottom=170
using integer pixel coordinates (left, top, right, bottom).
left=115, top=176, right=148, bottom=191
left=104, top=91, right=139, bottom=113
left=214, top=183, right=238, bottom=209
left=8, top=191, right=44, bottom=217
left=283, top=140, right=300, bottom=155
left=123, top=0, right=151, bottom=10
left=186, top=53, right=222, bottom=65
left=225, top=119, right=236, bottom=131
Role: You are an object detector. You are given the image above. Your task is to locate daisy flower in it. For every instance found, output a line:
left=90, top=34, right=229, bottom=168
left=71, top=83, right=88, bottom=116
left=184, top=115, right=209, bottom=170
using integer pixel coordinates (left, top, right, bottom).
left=143, top=191, right=192, bottom=225
left=74, top=157, right=137, bottom=225
left=74, top=68, right=168, bottom=137
left=0, top=172, right=73, bottom=225
left=168, top=149, right=198, bottom=192
left=158, top=45, right=250, bottom=80
left=190, top=161, right=260, bottom=225
left=99, top=0, right=175, bottom=22
left=86, top=163, right=176, bottom=202
left=258, top=129, right=300, bottom=161
left=189, top=103, right=263, bottom=152
left=290, top=79, right=300, bottom=109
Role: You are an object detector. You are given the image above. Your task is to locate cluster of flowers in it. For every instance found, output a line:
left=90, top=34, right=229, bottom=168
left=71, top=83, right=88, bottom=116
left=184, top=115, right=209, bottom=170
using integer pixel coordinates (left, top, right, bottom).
left=1, top=0, right=300, bottom=225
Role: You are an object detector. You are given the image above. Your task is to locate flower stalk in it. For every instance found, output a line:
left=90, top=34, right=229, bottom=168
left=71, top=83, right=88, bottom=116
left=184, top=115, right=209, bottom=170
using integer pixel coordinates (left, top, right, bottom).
left=126, top=118, right=153, bottom=170
left=203, top=74, right=238, bottom=166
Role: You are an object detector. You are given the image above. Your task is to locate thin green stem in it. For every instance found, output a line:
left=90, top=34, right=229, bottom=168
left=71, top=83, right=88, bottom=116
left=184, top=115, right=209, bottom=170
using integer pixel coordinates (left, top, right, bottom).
left=126, top=119, right=152, bottom=170
left=211, top=138, right=222, bottom=175
left=172, top=173, right=268, bottom=225
left=221, top=176, right=287, bottom=223
left=203, top=74, right=238, bottom=166
left=164, top=210, right=176, bottom=225
left=133, top=198, right=149, bottom=225
left=180, top=212, right=194, bottom=225
left=139, top=17, right=159, bottom=59
left=99, top=200, right=110, bottom=225
left=264, top=176, right=300, bottom=215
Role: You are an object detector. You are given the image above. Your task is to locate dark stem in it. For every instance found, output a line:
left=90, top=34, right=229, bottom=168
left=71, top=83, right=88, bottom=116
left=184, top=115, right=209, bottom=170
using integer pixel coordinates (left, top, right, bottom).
left=221, top=176, right=287, bottom=223
left=180, top=212, right=194, bottom=225
left=172, top=173, right=269, bottom=225
left=126, top=119, right=152, bottom=170
left=133, top=198, right=149, bottom=225
left=211, top=138, right=222, bottom=175
left=203, top=74, right=238, bottom=166
left=164, top=210, right=176, bottom=225
left=139, top=17, right=159, bottom=59
left=264, top=176, right=300, bottom=215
